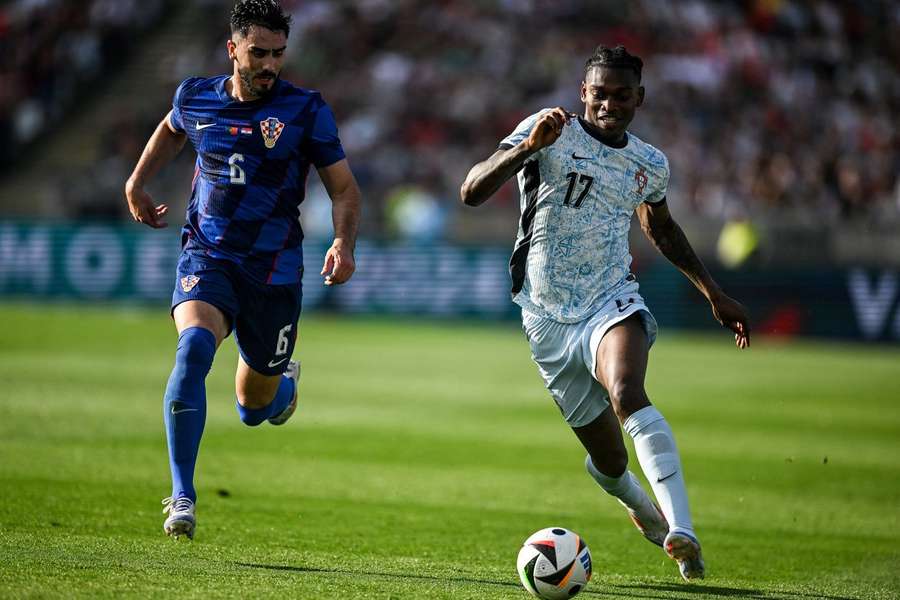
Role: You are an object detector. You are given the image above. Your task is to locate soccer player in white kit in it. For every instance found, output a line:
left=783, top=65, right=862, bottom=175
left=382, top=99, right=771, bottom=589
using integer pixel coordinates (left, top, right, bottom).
left=460, top=45, right=750, bottom=581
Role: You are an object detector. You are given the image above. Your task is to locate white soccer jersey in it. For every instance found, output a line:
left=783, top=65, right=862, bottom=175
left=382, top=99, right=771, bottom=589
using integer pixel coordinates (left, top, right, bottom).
left=500, top=109, right=670, bottom=323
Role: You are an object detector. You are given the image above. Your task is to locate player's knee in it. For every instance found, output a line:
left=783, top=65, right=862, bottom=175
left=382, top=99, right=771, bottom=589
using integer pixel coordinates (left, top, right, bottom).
left=235, top=391, right=272, bottom=426
left=607, top=379, right=649, bottom=421
left=175, top=327, right=216, bottom=370
left=235, top=390, right=272, bottom=411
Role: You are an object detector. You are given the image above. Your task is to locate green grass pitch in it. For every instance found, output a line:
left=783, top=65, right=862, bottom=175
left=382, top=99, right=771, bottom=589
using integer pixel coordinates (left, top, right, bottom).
left=1, top=302, right=898, bottom=599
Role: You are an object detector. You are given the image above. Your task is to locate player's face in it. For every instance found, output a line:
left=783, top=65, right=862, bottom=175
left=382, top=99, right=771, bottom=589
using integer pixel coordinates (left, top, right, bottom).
left=227, top=25, right=287, bottom=98
left=580, top=67, right=644, bottom=143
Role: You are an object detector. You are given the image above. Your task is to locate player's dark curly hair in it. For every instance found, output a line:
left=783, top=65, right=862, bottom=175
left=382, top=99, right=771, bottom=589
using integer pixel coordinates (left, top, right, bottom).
left=230, top=0, right=292, bottom=37
left=584, top=45, right=643, bottom=80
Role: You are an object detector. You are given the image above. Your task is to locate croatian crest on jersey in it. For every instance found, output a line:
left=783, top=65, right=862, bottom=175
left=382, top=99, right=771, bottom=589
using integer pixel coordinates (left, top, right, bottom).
left=260, top=117, right=285, bottom=149
left=180, top=275, right=200, bottom=292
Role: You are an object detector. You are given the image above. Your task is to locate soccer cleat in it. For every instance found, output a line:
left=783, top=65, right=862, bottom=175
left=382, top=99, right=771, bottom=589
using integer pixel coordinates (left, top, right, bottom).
left=664, top=531, right=705, bottom=581
left=622, top=496, right=669, bottom=548
left=268, top=360, right=300, bottom=426
left=162, top=496, right=196, bottom=539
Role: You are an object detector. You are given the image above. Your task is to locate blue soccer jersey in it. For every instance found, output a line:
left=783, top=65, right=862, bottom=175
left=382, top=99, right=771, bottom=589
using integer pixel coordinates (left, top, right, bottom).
left=169, top=75, right=346, bottom=285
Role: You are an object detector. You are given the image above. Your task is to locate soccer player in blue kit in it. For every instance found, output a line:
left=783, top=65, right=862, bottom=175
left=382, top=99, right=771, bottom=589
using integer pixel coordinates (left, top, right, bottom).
left=461, top=46, right=750, bottom=581
left=124, top=0, right=361, bottom=539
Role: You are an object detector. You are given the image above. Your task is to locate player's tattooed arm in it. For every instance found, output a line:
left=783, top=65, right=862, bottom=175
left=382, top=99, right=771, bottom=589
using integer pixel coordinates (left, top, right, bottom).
left=637, top=200, right=751, bottom=348
left=460, top=108, right=573, bottom=206
left=317, top=158, right=361, bottom=285
left=125, top=111, right=187, bottom=228
left=460, top=145, right=536, bottom=207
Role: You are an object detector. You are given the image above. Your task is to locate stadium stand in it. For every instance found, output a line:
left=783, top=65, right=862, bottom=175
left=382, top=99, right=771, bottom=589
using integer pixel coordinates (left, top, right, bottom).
left=0, top=0, right=897, bottom=260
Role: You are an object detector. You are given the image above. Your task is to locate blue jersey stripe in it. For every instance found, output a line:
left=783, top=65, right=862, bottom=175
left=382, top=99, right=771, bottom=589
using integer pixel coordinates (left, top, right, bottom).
left=172, top=75, right=345, bottom=285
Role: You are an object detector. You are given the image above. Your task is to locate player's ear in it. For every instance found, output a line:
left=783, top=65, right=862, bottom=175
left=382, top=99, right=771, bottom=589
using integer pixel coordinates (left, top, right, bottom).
left=226, top=38, right=237, bottom=60
left=580, top=81, right=587, bottom=103
left=636, top=85, right=645, bottom=107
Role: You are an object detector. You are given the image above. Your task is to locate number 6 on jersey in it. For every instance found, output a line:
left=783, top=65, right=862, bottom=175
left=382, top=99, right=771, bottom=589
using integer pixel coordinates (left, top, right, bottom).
left=274, top=324, right=293, bottom=357
left=229, top=153, right=246, bottom=185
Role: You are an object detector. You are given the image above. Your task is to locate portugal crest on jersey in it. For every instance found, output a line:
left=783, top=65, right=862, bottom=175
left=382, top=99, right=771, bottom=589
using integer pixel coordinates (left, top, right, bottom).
left=260, top=117, right=285, bottom=149
left=634, top=167, right=648, bottom=196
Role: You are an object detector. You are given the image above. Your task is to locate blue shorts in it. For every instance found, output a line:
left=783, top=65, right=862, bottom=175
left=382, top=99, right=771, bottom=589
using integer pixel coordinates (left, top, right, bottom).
left=171, top=251, right=302, bottom=376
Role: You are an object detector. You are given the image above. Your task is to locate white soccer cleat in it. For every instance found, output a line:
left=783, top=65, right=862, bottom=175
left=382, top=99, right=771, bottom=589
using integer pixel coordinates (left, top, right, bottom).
left=622, top=495, right=669, bottom=548
left=664, top=531, right=705, bottom=581
left=268, top=360, right=300, bottom=426
left=162, top=496, right=196, bottom=539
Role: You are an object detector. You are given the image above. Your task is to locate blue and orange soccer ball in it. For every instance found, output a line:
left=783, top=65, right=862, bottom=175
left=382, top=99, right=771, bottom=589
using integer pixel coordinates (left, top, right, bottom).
left=516, top=527, right=592, bottom=599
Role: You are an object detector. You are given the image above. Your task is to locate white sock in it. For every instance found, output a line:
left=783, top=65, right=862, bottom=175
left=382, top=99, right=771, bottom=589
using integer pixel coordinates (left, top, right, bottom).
left=623, top=405, right=695, bottom=537
left=584, top=456, right=649, bottom=511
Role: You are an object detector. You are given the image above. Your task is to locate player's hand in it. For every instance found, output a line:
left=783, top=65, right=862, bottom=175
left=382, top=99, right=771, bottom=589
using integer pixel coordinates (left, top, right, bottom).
left=125, top=179, right=168, bottom=228
left=710, top=293, right=750, bottom=349
left=525, top=108, right=574, bottom=151
left=321, top=239, right=355, bottom=286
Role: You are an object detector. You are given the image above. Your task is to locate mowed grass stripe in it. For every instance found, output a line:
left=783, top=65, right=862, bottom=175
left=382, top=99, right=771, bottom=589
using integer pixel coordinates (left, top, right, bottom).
left=1, top=302, right=898, bottom=599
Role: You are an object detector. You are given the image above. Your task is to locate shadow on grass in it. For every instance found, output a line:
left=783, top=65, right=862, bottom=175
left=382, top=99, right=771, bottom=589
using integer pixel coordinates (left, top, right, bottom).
left=613, top=583, right=857, bottom=600
left=237, top=563, right=857, bottom=600
left=237, top=562, right=603, bottom=597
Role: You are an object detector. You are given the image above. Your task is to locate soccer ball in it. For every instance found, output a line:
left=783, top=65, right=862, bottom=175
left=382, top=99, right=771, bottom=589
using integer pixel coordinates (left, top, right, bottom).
left=516, top=527, right=592, bottom=599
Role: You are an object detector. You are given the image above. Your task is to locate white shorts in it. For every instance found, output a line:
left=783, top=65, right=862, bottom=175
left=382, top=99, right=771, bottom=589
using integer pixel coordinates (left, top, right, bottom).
left=521, top=283, right=658, bottom=428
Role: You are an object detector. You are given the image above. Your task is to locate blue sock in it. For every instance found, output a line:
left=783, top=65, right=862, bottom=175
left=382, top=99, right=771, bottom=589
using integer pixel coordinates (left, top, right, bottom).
left=235, top=374, right=295, bottom=426
left=163, top=327, right=216, bottom=502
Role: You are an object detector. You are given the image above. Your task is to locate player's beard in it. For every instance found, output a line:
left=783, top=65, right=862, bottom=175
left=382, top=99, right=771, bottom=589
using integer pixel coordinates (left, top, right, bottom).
left=238, top=66, right=278, bottom=98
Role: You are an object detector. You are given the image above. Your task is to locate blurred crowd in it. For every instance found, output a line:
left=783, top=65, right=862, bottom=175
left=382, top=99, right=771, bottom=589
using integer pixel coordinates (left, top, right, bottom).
left=0, top=0, right=166, bottom=169
left=2, top=0, right=899, bottom=238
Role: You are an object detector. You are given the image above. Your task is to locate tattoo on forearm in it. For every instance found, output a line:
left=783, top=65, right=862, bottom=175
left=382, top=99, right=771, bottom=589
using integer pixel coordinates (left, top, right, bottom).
left=464, top=145, right=534, bottom=205
left=484, top=150, right=529, bottom=187
left=651, top=220, right=710, bottom=289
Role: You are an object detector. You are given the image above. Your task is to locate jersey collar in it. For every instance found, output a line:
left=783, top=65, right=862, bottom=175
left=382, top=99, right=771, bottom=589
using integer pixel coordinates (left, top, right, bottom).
left=577, top=117, right=629, bottom=149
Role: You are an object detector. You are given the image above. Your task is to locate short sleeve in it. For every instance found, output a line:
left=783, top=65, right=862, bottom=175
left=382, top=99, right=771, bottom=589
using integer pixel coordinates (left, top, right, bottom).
left=643, top=152, right=670, bottom=205
left=498, top=109, right=550, bottom=150
left=169, top=77, right=200, bottom=133
left=306, top=103, right=346, bottom=168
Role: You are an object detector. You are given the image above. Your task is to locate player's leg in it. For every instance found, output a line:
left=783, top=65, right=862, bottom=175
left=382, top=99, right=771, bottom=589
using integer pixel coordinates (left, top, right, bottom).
left=234, top=356, right=299, bottom=425
left=232, top=279, right=302, bottom=426
left=572, top=401, right=627, bottom=476
left=572, top=407, right=668, bottom=547
left=594, top=313, right=703, bottom=579
left=162, top=299, right=229, bottom=538
left=521, top=308, right=666, bottom=546
left=595, top=314, right=690, bottom=532
left=162, top=251, right=239, bottom=538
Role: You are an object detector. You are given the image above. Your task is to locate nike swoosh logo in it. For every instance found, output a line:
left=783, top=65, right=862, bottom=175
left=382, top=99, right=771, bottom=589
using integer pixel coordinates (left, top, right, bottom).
left=268, top=357, right=288, bottom=368
left=195, top=122, right=215, bottom=130
left=617, top=298, right=637, bottom=313
left=572, top=153, right=593, bottom=160
left=171, top=407, right=199, bottom=415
